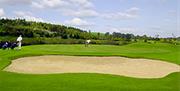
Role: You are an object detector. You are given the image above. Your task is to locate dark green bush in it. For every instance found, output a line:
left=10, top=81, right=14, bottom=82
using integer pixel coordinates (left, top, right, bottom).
left=0, top=36, right=131, bottom=46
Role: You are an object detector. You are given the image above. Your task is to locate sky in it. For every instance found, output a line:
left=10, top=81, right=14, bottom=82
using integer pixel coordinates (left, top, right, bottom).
left=0, top=0, right=179, bottom=37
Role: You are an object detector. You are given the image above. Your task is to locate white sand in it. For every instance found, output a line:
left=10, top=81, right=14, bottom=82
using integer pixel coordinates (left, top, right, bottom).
left=4, top=55, right=180, bottom=78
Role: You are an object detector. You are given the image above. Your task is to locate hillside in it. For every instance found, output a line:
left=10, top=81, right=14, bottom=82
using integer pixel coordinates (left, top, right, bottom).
left=0, top=18, right=179, bottom=45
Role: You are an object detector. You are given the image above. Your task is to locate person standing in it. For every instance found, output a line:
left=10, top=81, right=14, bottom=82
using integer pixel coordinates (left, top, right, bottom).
left=85, top=40, right=91, bottom=47
left=17, top=35, right=22, bottom=50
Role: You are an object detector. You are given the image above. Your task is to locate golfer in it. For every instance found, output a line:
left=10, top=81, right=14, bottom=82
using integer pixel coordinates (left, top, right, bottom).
left=17, top=35, right=22, bottom=50
left=85, top=40, right=91, bottom=47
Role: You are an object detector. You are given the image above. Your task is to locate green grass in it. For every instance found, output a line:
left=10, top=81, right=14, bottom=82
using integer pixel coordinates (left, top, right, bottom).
left=0, top=42, right=180, bottom=91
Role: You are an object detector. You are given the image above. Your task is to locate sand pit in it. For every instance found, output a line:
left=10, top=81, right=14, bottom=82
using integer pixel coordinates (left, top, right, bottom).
left=4, top=55, right=180, bottom=78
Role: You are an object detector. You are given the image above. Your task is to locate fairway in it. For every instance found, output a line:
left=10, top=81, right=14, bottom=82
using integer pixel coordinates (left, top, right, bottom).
left=0, top=43, right=180, bottom=91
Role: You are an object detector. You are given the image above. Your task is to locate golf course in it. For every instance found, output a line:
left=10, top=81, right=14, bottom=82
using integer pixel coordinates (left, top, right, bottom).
left=0, top=0, right=179, bottom=90
left=0, top=42, right=180, bottom=91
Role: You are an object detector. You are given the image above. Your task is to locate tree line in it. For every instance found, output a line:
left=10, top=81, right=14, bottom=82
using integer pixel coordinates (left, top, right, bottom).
left=0, top=18, right=179, bottom=45
left=0, top=19, right=137, bottom=40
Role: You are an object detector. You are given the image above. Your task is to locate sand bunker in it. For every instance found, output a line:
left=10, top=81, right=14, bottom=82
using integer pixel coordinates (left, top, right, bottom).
left=4, top=56, right=180, bottom=78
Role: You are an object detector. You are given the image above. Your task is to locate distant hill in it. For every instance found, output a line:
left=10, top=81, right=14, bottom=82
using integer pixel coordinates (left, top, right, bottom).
left=0, top=18, right=136, bottom=40
left=0, top=18, right=93, bottom=39
left=1, top=18, right=178, bottom=45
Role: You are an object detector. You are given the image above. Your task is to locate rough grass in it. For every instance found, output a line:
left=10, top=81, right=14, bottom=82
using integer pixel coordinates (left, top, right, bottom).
left=0, top=42, right=180, bottom=91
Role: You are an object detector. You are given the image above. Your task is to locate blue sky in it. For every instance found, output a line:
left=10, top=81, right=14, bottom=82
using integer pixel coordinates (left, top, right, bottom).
left=0, top=0, right=179, bottom=37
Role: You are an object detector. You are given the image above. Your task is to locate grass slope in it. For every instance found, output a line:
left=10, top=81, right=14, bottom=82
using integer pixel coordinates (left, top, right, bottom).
left=0, top=42, right=180, bottom=91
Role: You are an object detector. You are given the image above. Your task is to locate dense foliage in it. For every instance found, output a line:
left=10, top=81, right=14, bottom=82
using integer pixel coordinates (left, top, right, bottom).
left=0, top=18, right=179, bottom=45
left=0, top=19, right=135, bottom=40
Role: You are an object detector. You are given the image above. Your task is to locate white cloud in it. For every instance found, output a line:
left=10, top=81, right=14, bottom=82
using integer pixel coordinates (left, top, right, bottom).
left=31, top=2, right=44, bottom=9
left=0, top=8, right=5, bottom=17
left=126, top=7, right=139, bottom=15
left=14, top=11, right=44, bottom=22
left=69, top=0, right=94, bottom=8
left=65, top=18, right=93, bottom=26
left=102, top=7, right=140, bottom=20
left=63, top=9, right=99, bottom=18
left=168, top=10, right=177, bottom=17
left=104, top=26, right=138, bottom=34
left=110, top=27, right=137, bottom=33
left=31, top=0, right=69, bottom=9
left=31, top=0, right=96, bottom=18
left=0, top=0, right=32, bottom=5
left=31, top=0, right=94, bottom=9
